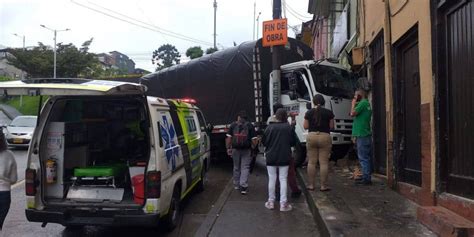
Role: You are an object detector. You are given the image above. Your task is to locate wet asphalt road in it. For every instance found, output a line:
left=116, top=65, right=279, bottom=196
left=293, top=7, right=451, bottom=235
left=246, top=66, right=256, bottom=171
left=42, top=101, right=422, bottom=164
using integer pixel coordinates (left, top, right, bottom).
left=1, top=156, right=233, bottom=237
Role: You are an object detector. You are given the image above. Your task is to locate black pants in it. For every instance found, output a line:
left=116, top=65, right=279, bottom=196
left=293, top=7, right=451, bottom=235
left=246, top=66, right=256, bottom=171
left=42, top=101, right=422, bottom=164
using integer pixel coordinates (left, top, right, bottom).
left=0, top=191, right=11, bottom=230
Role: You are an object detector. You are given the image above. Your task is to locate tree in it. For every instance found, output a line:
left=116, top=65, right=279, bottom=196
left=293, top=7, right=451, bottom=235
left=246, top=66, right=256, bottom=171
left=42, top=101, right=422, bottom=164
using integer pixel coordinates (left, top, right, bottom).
left=185, top=46, right=204, bottom=59
left=205, top=47, right=218, bottom=54
left=7, top=40, right=99, bottom=78
left=152, top=44, right=181, bottom=71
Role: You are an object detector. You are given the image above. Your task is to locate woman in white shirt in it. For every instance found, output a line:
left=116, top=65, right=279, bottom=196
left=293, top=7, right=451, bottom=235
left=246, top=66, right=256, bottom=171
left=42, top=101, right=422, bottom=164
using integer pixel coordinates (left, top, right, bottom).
left=0, top=130, right=17, bottom=230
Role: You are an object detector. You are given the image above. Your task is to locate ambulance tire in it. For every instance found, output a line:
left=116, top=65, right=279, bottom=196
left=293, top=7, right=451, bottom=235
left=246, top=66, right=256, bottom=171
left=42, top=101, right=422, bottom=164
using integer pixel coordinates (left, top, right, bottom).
left=164, top=185, right=182, bottom=231
left=196, top=166, right=206, bottom=193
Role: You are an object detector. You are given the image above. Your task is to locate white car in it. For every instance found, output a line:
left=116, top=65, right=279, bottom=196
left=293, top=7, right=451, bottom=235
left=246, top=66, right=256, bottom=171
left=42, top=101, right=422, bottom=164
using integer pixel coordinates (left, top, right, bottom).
left=5, top=115, right=37, bottom=148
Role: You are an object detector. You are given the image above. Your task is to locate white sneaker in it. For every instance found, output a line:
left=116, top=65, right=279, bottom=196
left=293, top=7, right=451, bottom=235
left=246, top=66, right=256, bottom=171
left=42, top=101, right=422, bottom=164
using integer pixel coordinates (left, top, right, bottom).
left=265, top=201, right=274, bottom=210
left=280, top=202, right=293, bottom=212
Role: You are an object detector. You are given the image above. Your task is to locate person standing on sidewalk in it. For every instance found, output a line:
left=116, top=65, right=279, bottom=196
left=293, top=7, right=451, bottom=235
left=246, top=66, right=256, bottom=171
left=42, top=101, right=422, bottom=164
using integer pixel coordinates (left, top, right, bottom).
left=350, top=90, right=373, bottom=185
left=267, top=103, right=302, bottom=197
left=226, top=110, right=258, bottom=195
left=262, top=108, right=295, bottom=211
left=0, top=130, right=17, bottom=230
left=304, top=94, right=334, bottom=192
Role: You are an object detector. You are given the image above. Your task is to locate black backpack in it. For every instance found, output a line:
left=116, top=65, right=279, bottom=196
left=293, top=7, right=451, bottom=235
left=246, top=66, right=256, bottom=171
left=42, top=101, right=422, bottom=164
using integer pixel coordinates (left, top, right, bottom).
left=231, top=122, right=251, bottom=149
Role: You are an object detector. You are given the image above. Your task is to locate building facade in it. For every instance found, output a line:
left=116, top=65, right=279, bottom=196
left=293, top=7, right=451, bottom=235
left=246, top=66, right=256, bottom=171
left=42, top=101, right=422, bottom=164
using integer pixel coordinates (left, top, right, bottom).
left=307, top=0, right=474, bottom=235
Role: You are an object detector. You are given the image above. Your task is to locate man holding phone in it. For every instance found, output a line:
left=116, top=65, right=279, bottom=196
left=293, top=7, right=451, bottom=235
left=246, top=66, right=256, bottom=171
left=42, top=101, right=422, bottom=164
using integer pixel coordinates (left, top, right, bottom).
left=350, top=90, right=373, bottom=185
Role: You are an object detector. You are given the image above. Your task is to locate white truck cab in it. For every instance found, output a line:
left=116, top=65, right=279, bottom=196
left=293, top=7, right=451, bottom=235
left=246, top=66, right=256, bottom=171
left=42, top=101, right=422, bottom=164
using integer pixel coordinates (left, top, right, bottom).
left=0, top=79, right=210, bottom=229
left=271, top=59, right=355, bottom=162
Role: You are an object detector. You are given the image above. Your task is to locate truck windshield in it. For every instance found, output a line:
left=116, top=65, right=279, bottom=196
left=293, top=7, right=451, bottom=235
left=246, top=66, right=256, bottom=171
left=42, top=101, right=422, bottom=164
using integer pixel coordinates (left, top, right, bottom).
left=309, top=64, right=354, bottom=99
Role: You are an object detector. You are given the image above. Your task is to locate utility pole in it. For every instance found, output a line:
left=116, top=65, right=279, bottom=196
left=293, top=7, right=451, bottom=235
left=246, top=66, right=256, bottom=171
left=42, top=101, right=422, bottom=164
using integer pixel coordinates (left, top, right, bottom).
left=13, top=33, right=25, bottom=107
left=253, top=1, right=256, bottom=40
left=13, top=34, right=25, bottom=80
left=271, top=0, right=282, bottom=104
left=256, top=12, right=262, bottom=39
left=40, top=25, right=70, bottom=78
left=213, top=0, right=217, bottom=50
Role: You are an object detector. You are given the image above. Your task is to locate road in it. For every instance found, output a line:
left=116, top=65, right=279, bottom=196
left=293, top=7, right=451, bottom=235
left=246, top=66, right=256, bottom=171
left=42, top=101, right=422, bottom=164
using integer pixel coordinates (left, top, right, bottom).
left=1, top=132, right=319, bottom=237
left=1, top=152, right=233, bottom=237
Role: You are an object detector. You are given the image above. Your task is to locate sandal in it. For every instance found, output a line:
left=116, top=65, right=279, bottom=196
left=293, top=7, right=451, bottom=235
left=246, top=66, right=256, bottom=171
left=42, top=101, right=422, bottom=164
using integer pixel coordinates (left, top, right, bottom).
left=306, top=186, right=315, bottom=191
left=320, top=188, right=331, bottom=192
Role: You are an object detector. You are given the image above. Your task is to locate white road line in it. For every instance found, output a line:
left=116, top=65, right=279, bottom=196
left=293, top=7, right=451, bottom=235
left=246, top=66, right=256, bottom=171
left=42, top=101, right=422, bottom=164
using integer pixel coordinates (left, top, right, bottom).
left=12, top=179, right=25, bottom=189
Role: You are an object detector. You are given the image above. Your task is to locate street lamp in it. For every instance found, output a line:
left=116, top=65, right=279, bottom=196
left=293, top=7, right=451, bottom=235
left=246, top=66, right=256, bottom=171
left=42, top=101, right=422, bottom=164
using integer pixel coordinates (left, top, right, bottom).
left=256, top=12, right=262, bottom=40
left=13, top=33, right=26, bottom=107
left=12, top=33, right=26, bottom=79
left=40, top=25, right=70, bottom=78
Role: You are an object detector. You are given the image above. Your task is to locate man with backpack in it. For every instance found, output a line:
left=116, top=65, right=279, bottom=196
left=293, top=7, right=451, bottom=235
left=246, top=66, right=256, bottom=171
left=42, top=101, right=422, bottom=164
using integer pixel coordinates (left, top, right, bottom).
left=226, top=110, right=258, bottom=195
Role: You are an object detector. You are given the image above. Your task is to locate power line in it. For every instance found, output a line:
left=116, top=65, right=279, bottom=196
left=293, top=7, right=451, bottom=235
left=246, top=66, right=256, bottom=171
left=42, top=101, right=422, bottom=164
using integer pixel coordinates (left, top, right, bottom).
left=70, top=0, right=214, bottom=46
left=85, top=0, right=210, bottom=45
left=284, top=2, right=312, bottom=19
left=286, top=6, right=312, bottom=22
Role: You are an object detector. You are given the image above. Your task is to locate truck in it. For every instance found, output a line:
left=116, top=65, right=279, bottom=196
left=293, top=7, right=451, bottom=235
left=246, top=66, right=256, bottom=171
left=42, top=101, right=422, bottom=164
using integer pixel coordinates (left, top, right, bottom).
left=141, top=38, right=355, bottom=164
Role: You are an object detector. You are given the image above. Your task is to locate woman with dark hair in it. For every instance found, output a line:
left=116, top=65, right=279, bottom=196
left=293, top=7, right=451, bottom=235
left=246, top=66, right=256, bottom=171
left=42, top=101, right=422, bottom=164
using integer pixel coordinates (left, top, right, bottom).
left=262, top=108, right=295, bottom=211
left=0, top=130, right=17, bottom=230
left=304, top=94, right=334, bottom=191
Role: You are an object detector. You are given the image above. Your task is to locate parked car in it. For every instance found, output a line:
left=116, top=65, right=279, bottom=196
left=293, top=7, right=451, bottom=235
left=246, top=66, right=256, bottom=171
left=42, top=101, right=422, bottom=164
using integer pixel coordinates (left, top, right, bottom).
left=4, top=115, right=37, bottom=148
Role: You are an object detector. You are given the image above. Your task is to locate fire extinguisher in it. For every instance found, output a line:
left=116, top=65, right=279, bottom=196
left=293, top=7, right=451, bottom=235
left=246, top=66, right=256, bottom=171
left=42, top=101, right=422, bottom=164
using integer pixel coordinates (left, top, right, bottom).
left=46, top=158, right=57, bottom=184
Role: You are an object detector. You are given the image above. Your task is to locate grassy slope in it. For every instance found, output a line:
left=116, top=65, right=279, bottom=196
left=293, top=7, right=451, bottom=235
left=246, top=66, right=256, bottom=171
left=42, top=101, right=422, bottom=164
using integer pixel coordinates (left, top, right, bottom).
left=3, top=96, right=47, bottom=115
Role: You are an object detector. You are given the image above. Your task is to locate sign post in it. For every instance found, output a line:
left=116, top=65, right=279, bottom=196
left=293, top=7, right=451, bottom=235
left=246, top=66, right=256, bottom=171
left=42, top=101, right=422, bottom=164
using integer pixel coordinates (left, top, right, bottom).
left=262, top=19, right=288, bottom=47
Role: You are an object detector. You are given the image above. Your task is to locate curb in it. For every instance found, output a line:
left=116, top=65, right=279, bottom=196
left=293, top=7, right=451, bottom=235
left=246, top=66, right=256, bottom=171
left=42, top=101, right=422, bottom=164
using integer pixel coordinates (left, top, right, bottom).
left=296, top=168, right=331, bottom=237
left=194, top=177, right=234, bottom=237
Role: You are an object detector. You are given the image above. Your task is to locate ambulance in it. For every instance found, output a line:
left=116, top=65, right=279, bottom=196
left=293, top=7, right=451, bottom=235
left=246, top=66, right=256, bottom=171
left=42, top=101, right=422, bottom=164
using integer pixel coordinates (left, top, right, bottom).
left=0, top=79, right=211, bottom=229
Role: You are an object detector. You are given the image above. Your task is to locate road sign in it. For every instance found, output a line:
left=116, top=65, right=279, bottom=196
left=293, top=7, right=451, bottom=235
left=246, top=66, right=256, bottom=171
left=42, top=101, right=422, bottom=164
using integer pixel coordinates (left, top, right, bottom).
left=262, top=18, right=288, bottom=47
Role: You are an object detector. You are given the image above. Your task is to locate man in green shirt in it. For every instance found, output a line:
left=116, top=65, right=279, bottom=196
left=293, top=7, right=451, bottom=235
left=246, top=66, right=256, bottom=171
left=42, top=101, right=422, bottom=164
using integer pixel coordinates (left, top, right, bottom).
left=350, top=90, right=372, bottom=185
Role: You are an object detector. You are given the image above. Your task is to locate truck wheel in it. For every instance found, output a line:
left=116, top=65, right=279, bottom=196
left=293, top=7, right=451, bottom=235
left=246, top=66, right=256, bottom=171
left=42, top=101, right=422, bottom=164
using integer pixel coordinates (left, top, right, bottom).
left=294, top=142, right=306, bottom=167
left=330, top=144, right=352, bottom=161
left=164, top=186, right=182, bottom=231
left=196, top=166, right=206, bottom=193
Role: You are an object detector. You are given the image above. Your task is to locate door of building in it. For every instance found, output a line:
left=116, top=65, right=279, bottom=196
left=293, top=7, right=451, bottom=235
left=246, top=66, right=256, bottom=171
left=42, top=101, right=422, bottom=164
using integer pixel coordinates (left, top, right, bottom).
left=436, top=0, right=474, bottom=199
left=370, top=33, right=387, bottom=175
left=395, top=27, right=422, bottom=186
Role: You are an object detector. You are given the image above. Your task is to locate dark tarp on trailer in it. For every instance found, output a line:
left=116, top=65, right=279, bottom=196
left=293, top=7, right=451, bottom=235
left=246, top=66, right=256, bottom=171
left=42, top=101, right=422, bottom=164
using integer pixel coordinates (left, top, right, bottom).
left=141, top=38, right=313, bottom=126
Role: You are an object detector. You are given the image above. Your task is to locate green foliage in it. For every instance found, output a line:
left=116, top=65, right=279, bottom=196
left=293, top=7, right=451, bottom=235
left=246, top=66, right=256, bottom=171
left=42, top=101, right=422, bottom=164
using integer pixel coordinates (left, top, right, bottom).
left=205, top=47, right=218, bottom=54
left=152, top=44, right=181, bottom=71
left=0, top=76, right=14, bottom=82
left=7, top=39, right=99, bottom=78
left=185, top=46, right=204, bottom=59
left=4, top=96, right=48, bottom=115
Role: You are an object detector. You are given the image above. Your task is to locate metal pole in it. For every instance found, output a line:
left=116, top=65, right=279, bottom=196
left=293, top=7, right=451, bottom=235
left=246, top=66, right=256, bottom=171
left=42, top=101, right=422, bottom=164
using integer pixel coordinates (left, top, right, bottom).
left=271, top=0, right=282, bottom=104
left=256, top=12, right=261, bottom=39
left=253, top=1, right=256, bottom=41
left=40, top=25, right=70, bottom=79
left=21, top=35, right=25, bottom=106
left=53, top=30, right=57, bottom=79
left=213, top=0, right=217, bottom=49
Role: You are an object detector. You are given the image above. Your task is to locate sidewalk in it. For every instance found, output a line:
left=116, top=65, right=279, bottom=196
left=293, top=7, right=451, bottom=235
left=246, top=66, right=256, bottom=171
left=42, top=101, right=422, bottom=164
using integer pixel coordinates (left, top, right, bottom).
left=297, top=162, right=436, bottom=237
left=196, top=155, right=320, bottom=237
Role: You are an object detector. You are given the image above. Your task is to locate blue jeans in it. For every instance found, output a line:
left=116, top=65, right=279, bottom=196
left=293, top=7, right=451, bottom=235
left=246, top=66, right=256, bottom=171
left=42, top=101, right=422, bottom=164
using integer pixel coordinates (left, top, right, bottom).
left=0, top=191, right=11, bottom=229
left=356, top=136, right=372, bottom=182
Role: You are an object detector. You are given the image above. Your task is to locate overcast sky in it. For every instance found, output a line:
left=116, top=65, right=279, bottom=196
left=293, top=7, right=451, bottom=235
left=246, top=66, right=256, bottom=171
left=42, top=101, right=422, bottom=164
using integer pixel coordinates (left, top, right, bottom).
left=0, top=0, right=312, bottom=72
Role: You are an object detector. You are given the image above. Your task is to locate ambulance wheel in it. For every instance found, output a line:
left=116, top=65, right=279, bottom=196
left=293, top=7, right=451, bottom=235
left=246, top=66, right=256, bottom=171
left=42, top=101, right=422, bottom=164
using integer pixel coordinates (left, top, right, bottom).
left=196, top=167, right=206, bottom=193
left=164, top=186, right=182, bottom=230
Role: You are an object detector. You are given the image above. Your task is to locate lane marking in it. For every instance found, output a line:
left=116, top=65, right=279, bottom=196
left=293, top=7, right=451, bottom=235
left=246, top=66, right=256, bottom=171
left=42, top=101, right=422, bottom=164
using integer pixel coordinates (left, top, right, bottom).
left=12, top=180, right=25, bottom=189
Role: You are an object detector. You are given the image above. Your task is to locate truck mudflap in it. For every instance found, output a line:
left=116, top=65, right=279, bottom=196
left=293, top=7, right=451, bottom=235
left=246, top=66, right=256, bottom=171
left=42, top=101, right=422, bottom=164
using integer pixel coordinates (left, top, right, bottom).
left=25, top=208, right=161, bottom=227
